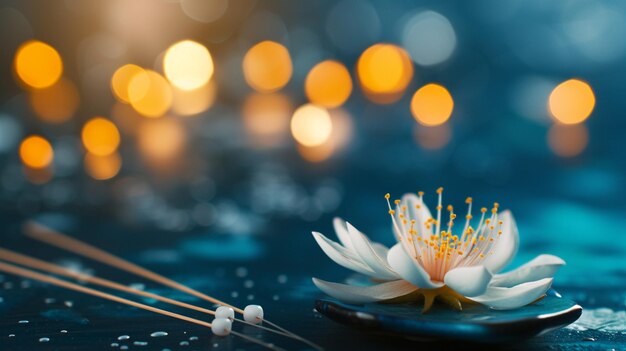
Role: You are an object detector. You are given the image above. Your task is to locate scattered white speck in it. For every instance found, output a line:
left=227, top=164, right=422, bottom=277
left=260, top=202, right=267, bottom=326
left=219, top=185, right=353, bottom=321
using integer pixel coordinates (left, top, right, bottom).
left=213, top=342, right=219, bottom=347
left=272, top=295, right=280, bottom=301
left=133, top=341, right=148, bottom=346
left=179, top=341, right=189, bottom=346
left=128, top=283, right=145, bottom=291
left=111, top=342, right=119, bottom=347
left=60, top=330, right=68, bottom=333
left=120, top=346, right=128, bottom=350
left=44, top=298, right=56, bottom=304
left=150, top=331, right=168, bottom=337
left=64, top=300, right=74, bottom=307
left=243, top=280, right=254, bottom=288
left=18, top=320, right=29, bottom=324
left=231, top=291, right=239, bottom=298
left=277, top=275, right=288, bottom=284
left=117, top=335, right=130, bottom=340
left=247, top=294, right=254, bottom=301
left=9, top=334, right=15, bottom=337
left=39, top=337, right=50, bottom=342
left=189, top=336, right=198, bottom=341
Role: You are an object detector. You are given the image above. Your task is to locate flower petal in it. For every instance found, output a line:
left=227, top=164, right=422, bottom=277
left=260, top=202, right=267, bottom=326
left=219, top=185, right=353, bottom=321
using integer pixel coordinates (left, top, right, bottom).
left=490, top=254, right=565, bottom=288
left=333, top=217, right=356, bottom=252
left=400, top=193, right=434, bottom=239
left=311, top=232, right=375, bottom=276
left=371, top=243, right=389, bottom=259
left=470, top=278, right=553, bottom=310
left=346, top=223, right=398, bottom=280
left=312, top=278, right=418, bottom=304
left=480, top=210, right=519, bottom=273
left=444, top=265, right=492, bottom=297
left=387, top=243, right=443, bottom=289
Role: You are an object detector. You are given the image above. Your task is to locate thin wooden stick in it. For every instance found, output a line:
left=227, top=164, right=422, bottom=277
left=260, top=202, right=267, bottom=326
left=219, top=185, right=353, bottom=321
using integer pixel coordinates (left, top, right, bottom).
left=0, top=260, right=284, bottom=351
left=0, top=247, right=294, bottom=339
left=24, top=221, right=323, bottom=351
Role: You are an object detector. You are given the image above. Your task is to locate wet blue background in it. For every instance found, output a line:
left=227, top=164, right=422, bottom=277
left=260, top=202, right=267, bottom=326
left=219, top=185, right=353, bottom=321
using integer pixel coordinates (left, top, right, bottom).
left=1, top=0, right=626, bottom=350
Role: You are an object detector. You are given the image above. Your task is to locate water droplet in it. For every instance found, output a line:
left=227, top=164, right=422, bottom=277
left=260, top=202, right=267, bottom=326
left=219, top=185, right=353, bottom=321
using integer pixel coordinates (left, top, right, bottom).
left=272, top=295, right=280, bottom=301
left=128, top=283, right=145, bottom=290
left=44, top=298, right=56, bottom=304
left=243, top=280, right=254, bottom=288
left=39, top=337, right=50, bottom=342
left=230, top=291, right=239, bottom=298
left=60, top=330, right=68, bottom=333
left=64, top=300, right=74, bottom=307
left=179, top=341, right=190, bottom=346
left=583, top=337, right=596, bottom=341
left=117, top=335, right=130, bottom=341
left=150, top=331, right=168, bottom=337
left=247, top=294, right=255, bottom=300
left=212, top=342, right=219, bottom=347
left=189, top=336, right=198, bottom=341
left=18, top=320, right=29, bottom=324
left=8, top=334, right=15, bottom=337
left=120, top=346, right=128, bottom=350
left=111, top=342, right=119, bottom=347
left=133, top=341, right=148, bottom=346
left=277, top=274, right=288, bottom=284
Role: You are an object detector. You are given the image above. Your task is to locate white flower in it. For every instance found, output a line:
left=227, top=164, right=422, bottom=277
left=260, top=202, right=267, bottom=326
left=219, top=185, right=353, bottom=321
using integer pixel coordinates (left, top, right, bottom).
left=311, top=188, right=565, bottom=311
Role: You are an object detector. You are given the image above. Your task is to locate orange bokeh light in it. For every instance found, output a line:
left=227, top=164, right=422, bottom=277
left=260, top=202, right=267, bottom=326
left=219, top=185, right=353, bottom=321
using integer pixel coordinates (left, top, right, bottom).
left=242, top=93, right=292, bottom=147
left=357, top=44, right=414, bottom=104
left=19, top=135, right=54, bottom=169
left=548, top=79, right=595, bottom=124
left=305, top=60, right=352, bottom=108
left=411, top=83, right=454, bottom=126
left=84, top=152, right=122, bottom=180
left=243, top=41, right=293, bottom=93
left=548, top=123, right=588, bottom=157
left=14, top=40, right=63, bottom=89
left=29, top=77, right=79, bottom=124
left=111, top=64, right=145, bottom=103
left=128, top=69, right=173, bottom=118
left=81, top=117, right=121, bottom=156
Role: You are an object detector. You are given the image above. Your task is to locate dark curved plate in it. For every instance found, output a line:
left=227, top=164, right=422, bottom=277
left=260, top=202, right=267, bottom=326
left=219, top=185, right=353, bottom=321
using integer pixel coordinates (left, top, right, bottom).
left=315, top=289, right=582, bottom=343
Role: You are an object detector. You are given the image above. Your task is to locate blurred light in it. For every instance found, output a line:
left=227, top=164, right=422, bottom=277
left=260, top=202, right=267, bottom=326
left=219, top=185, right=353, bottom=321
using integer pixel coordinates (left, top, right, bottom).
left=24, top=167, right=53, bottom=185
left=163, top=40, right=214, bottom=91
left=0, top=114, right=22, bottom=153
left=19, top=135, right=53, bottom=169
left=111, top=102, right=143, bottom=136
left=357, top=44, right=413, bottom=104
left=128, top=69, right=173, bottom=118
left=548, top=123, right=588, bottom=157
left=84, top=152, right=122, bottom=180
left=137, top=118, right=185, bottom=164
left=29, top=77, right=79, bottom=124
left=402, top=11, right=456, bottom=66
left=111, top=64, right=144, bottom=103
left=180, top=0, right=228, bottom=24
left=14, top=40, right=63, bottom=89
left=243, top=41, right=292, bottom=93
left=305, top=60, right=352, bottom=108
left=172, top=80, right=217, bottom=116
left=510, top=76, right=556, bottom=125
left=411, top=83, right=454, bottom=126
left=414, top=123, right=452, bottom=150
left=81, top=117, right=121, bottom=156
left=290, top=104, right=332, bottom=147
left=242, top=93, right=292, bottom=147
left=297, top=108, right=353, bottom=162
left=549, top=79, right=595, bottom=124
left=326, top=0, right=380, bottom=54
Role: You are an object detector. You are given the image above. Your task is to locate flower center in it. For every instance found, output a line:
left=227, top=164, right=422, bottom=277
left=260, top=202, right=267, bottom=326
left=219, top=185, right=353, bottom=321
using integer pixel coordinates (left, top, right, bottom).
left=385, top=188, right=504, bottom=282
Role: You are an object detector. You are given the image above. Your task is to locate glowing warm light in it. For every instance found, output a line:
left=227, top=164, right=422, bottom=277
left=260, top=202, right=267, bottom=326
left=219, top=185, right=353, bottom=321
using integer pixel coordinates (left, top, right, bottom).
left=411, top=83, right=454, bottom=126
left=19, top=135, right=53, bottom=169
left=243, top=41, right=292, bottom=93
left=548, top=79, right=595, bottom=124
left=14, top=40, right=63, bottom=89
left=163, top=40, right=214, bottom=91
left=29, top=77, right=79, bottom=124
left=548, top=123, right=588, bottom=157
left=111, top=64, right=145, bottom=103
left=357, top=44, right=413, bottom=104
left=290, top=104, right=332, bottom=147
left=81, top=117, right=121, bottom=156
left=128, top=70, right=173, bottom=118
left=414, top=123, right=452, bottom=150
left=137, top=119, right=186, bottom=163
left=171, top=80, right=216, bottom=116
left=299, top=108, right=354, bottom=163
left=242, top=93, right=292, bottom=147
left=84, top=152, right=122, bottom=180
left=305, top=60, right=352, bottom=108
